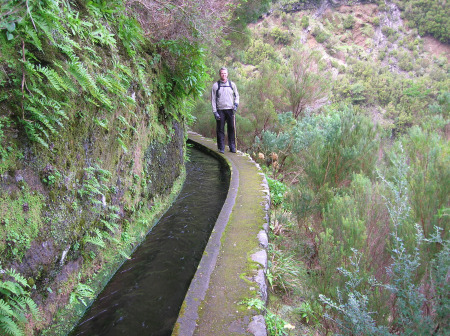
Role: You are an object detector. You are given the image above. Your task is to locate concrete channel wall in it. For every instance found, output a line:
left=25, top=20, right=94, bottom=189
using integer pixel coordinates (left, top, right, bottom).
left=172, top=132, right=270, bottom=336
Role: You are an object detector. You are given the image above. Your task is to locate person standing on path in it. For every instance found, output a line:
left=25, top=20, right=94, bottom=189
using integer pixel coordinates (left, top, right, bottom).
left=211, top=67, right=239, bottom=153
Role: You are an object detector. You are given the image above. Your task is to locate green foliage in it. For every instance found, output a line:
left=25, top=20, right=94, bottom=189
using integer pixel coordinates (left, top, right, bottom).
left=401, top=127, right=449, bottom=240
left=0, top=116, right=12, bottom=163
left=343, top=15, right=355, bottom=30
left=0, top=0, right=206, bottom=149
left=232, top=0, right=272, bottom=27
left=0, top=0, right=25, bottom=41
left=297, top=300, right=322, bottom=325
left=319, top=143, right=449, bottom=335
left=301, top=15, right=309, bottom=29
left=246, top=40, right=279, bottom=65
left=312, top=26, right=330, bottom=43
left=283, top=48, right=330, bottom=118
left=259, top=108, right=379, bottom=192
left=266, top=310, right=290, bottom=336
left=267, top=243, right=303, bottom=294
left=77, top=164, right=131, bottom=259
left=270, top=27, right=293, bottom=45
left=319, top=250, right=392, bottom=336
left=240, top=297, right=291, bottom=336
left=0, top=186, right=45, bottom=262
left=398, top=0, right=450, bottom=43
left=69, top=281, right=95, bottom=307
left=267, top=177, right=286, bottom=208
left=0, top=266, right=40, bottom=336
left=159, top=38, right=207, bottom=102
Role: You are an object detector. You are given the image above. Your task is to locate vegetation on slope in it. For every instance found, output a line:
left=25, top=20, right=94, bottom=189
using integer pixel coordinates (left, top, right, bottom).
left=189, top=0, right=449, bottom=335
left=395, top=0, right=450, bottom=43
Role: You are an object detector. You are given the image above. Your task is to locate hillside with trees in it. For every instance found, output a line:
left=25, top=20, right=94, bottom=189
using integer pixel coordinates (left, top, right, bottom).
left=190, top=0, right=449, bottom=335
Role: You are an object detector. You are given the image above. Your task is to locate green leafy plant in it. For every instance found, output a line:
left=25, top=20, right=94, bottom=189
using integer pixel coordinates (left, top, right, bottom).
left=297, top=300, right=322, bottom=325
left=267, top=177, right=286, bottom=208
left=0, top=266, right=40, bottom=336
left=240, top=298, right=292, bottom=336
left=267, top=243, right=303, bottom=294
left=69, top=282, right=95, bottom=307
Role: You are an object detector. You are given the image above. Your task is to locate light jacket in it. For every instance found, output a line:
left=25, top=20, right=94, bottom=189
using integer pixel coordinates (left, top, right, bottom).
left=211, top=80, right=239, bottom=114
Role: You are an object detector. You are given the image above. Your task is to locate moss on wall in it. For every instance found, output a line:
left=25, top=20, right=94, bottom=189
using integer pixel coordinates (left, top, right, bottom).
left=0, top=0, right=192, bottom=333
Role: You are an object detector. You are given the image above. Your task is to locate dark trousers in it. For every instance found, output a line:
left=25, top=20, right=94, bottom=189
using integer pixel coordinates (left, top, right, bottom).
left=216, top=109, right=235, bottom=151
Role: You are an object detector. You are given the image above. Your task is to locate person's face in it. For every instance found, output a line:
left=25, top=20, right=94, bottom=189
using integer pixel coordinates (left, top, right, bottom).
left=220, top=70, right=228, bottom=82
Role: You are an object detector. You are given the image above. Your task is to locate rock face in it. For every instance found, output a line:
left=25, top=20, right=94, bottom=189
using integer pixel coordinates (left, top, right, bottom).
left=0, top=115, right=186, bottom=331
left=0, top=2, right=188, bottom=332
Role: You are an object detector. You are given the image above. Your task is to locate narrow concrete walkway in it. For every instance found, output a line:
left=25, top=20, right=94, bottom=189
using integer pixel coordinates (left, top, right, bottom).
left=173, top=132, right=270, bottom=336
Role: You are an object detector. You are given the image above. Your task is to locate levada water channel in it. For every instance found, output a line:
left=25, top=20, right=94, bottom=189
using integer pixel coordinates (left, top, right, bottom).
left=70, top=145, right=230, bottom=335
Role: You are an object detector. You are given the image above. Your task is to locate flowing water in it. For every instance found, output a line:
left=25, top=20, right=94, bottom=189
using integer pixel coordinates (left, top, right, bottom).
left=70, top=146, right=230, bottom=336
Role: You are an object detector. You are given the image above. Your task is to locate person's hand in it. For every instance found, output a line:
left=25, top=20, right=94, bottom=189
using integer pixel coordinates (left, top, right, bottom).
left=233, top=103, right=238, bottom=111
left=214, top=112, right=220, bottom=120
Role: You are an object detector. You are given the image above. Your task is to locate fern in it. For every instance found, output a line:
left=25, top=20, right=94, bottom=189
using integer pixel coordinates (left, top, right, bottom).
left=22, top=120, right=48, bottom=148
left=97, top=74, right=126, bottom=95
left=0, top=315, right=23, bottom=336
left=0, top=300, right=15, bottom=317
left=101, top=219, right=118, bottom=234
left=84, top=229, right=106, bottom=249
left=70, top=283, right=95, bottom=307
left=117, top=136, right=128, bottom=153
left=23, top=25, right=42, bottom=51
left=24, top=105, right=57, bottom=136
left=118, top=250, right=130, bottom=260
left=4, top=269, right=27, bottom=289
left=0, top=281, right=24, bottom=297
left=0, top=267, right=39, bottom=336
left=67, top=59, right=112, bottom=108
left=36, top=65, right=68, bottom=92
left=33, top=10, right=58, bottom=45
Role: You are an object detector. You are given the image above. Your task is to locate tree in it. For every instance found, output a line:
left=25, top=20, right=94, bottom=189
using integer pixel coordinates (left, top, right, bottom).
left=283, top=47, right=330, bottom=119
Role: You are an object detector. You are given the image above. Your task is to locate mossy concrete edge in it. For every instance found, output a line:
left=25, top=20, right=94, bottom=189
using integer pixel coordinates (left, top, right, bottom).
left=173, top=132, right=270, bottom=336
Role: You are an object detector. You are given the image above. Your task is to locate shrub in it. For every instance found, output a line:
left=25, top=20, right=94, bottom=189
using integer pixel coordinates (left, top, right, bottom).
left=246, top=40, right=278, bottom=65
left=312, top=27, right=330, bottom=43
left=301, top=15, right=309, bottom=29
left=320, top=145, right=449, bottom=334
left=267, top=243, right=304, bottom=294
left=267, top=177, right=287, bottom=208
left=343, top=15, right=355, bottom=30
left=381, top=26, right=394, bottom=37
left=270, top=27, right=292, bottom=45
left=372, top=16, right=380, bottom=26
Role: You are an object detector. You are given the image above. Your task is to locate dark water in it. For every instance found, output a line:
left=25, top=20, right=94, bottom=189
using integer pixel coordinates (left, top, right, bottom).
left=70, top=147, right=230, bottom=336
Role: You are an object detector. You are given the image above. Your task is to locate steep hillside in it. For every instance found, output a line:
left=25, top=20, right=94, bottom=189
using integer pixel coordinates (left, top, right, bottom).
left=191, top=0, right=449, bottom=147
left=189, top=1, right=449, bottom=335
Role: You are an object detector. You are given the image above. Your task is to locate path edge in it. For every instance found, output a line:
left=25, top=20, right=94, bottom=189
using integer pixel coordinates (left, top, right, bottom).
left=172, top=132, right=270, bottom=336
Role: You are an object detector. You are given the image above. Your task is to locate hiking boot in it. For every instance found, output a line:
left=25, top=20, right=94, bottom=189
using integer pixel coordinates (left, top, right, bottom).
left=219, top=149, right=224, bottom=154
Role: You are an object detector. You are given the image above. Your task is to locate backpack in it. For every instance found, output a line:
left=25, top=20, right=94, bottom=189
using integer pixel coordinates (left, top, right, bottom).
left=216, top=80, right=236, bottom=100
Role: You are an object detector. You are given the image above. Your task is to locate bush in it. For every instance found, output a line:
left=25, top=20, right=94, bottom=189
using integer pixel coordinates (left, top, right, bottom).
left=246, top=40, right=278, bottom=65
left=312, top=27, right=330, bottom=43
left=320, top=145, right=449, bottom=334
left=267, top=177, right=287, bottom=208
left=372, top=16, right=380, bottom=26
left=270, top=27, right=292, bottom=45
left=301, top=15, right=309, bottom=29
left=343, top=15, right=355, bottom=30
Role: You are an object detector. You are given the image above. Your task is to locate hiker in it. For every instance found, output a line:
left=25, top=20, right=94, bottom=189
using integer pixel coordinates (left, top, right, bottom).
left=211, top=67, right=239, bottom=153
